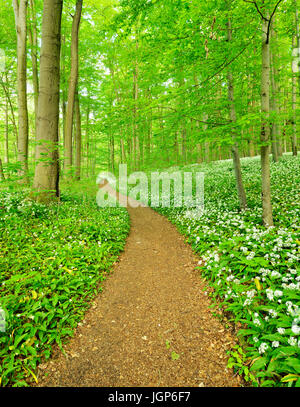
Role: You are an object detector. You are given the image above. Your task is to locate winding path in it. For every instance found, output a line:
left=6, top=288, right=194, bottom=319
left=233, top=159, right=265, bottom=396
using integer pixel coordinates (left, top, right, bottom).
left=37, top=206, right=241, bottom=387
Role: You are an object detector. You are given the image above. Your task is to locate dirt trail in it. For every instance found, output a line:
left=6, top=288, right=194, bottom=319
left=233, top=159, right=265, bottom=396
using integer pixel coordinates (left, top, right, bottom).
left=37, top=206, right=240, bottom=387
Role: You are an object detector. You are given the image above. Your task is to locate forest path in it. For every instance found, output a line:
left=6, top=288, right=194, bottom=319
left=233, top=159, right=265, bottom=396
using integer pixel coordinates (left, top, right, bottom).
left=36, top=206, right=241, bottom=387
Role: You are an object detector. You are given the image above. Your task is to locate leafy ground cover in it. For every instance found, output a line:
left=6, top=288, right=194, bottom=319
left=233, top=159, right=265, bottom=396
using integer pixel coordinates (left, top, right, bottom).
left=150, top=155, right=300, bottom=387
left=0, top=180, right=130, bottom=387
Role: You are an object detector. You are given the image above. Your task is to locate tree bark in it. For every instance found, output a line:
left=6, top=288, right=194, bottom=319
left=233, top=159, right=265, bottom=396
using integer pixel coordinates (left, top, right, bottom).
left=13, top=0, right=29, bottom=183
left=270, top=27, right=280, bottom=162
left=28, top=0, right=39, bottom=148
left=120, top=137, right=126, bottom=163
left=0, top=158, right=5, bottom=181
left=64, top=0, right=83, bottom=176
left=227, top=14, right=247, bottom=210
left=0, top=74, right=18, bottom=147
left=75, top=90, right=82, bottom=180
left=133, top=38, right=139, bottom=171
left=260, top=16, right=274, bottom=226
left=85, top=100, right=90, bottom=176
left=295, top=0, right=300, bottom=96
left=203, top=113, right=210, bottom=163
left=32, top=0, right=63, bottom=203
left=292, top=35, right=298, bottom=156
left=5, top=94, right=9, bottom=164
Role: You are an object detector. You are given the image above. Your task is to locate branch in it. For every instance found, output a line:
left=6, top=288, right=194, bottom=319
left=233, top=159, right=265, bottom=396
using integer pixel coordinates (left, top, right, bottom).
left=266, top=0, right=283, bottom=43
left=243, top=0, right=268, bottom=21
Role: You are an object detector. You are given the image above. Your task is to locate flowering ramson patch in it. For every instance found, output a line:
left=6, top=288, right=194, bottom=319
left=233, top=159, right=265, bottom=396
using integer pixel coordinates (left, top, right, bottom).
left=152, top=155, right=300, bottom=387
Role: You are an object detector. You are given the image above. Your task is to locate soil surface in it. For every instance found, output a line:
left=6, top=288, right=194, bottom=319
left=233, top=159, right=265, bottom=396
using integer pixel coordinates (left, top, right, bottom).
left=36, top=205, right=241, bottom=387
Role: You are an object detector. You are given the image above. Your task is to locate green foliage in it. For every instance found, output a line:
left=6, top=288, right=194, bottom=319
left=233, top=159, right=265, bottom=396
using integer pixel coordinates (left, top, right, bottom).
left=150, top=155, right=300, bottom=387
left=0, top=182, right=130, bottom=387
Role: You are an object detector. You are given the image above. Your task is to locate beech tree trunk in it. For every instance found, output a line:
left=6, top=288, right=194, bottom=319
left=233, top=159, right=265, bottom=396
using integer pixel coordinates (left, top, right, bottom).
left=270, top=27, right=280, bottom=162
left=85, top=101, right=90, bottom=175
left=227, top=14, right=247, bottom=210
left=291, top=35, right=298, bottom=156
left=64, top=0, right=83, bottom=176
left=13, top=0, right=29, bottom=183
left=1, top=74, right=18, bottom=146
left=32, top=0, right=63, bottom=203
left=75, top=91, right=82, bottom=180
left=5, top=94, right=9, bottom=164
left=28, top=0, right=39, bottom=147
left=295, top=0, right=300, bottom=96
left=260, top=16, right=274, bottom=226
left=0, top=158, right=5, bottom=181
left=132, top=39, right=139, bottom=171
left=120, top=138, right=126, bottom=163
left=203, top=113, right=210, bottom=163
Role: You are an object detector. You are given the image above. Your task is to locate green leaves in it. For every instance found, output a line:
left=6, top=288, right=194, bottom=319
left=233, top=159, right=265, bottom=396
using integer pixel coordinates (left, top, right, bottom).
left=151, top=155, right=300, bottom=387
left=250, top=357, right=268, bottom=372
left=171, top=351, right=180, bottom=361
left=0, top=184, right=130, bottom=387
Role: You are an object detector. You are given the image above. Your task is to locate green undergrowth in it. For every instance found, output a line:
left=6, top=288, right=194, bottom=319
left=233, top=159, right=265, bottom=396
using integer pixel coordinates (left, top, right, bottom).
left=0, top=179, right=130, bottom=387
left=149, top=155, right=300, bottom=387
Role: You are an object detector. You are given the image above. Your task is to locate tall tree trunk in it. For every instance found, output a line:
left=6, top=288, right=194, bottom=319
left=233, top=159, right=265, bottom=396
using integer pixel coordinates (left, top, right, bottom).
left=13, top=0, right=29, bottom=183
left=0, top=158, right=5, bottom=181
left=61, top=35, right=67, bottom=159
left=75, top=90, right=82, bottom=180
left=1, top=74, right=18, bottom=147
left=32, top=0, right=63, bottom=203
left=133, top=39, right=139, bottom=171
left=270, top=26, right=280, bottom=162
left=110, top=134, right=115, bottom=173
left=28, top=0, right=39, bottom=148
left=85, top=100, right=90, bottom=176
left=120, top=137, right=126, bottom=163
left=295, top=0, right=300, bottom=96
left=5, top=94, right=9, bottom=164
left=181, top=125, right=186, bottom=164
left=260, top=16, right=274, bottom=226
left=203, top=113, right=210, bottom=162
left=64, top=0, right=83, bottom=176
left=292, top=35, right=298, bottom=156
left=227, top=15, right=247, bottom=210
left=146, top=89, right=152, bottom=163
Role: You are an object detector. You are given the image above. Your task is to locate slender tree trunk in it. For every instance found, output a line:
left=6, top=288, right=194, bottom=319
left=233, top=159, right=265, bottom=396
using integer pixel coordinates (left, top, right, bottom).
left=260, top=16, right=274, bottom=226
left=133, top=39, right=139, bottom=171
left=196, top=143, right=202, bottom=163
left=181, top=125, right=186, bottom=164
left=227, top=16, right=247, bottom=210
left=64, top=0, right=83, bottom=176
left=203, top=113, right=210, bottom=162
left=5, top=95, right=9, bottom=164
left=61, top=35, right=67, bottom=158
left=110, top=134, right=115, bottom=173
left=85, top=101, right=90, bottom=176
left=120, top=137, right=126, bottom=163
left=75, top=91, right=82, bottom=180
left=28, top=0, right=39, bottom=148
left=0, top=158, right=5, bottom=181
left=13, top=0, right=29, bottom=183
left=32, top=0, right=63, bottom=203
left=1, top=75, right=18, bottom=147
left=270, top=27, right=280, bottom=162
left=292, top=35, right=298, bottom=156
left=146, top=90, right=152, bottom=163
left=295, top=0, right=300, bottom=96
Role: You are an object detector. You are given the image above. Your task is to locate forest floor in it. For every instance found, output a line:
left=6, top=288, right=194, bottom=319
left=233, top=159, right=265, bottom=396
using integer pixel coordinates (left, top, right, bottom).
left=36, top=205, right=241, bottom=387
